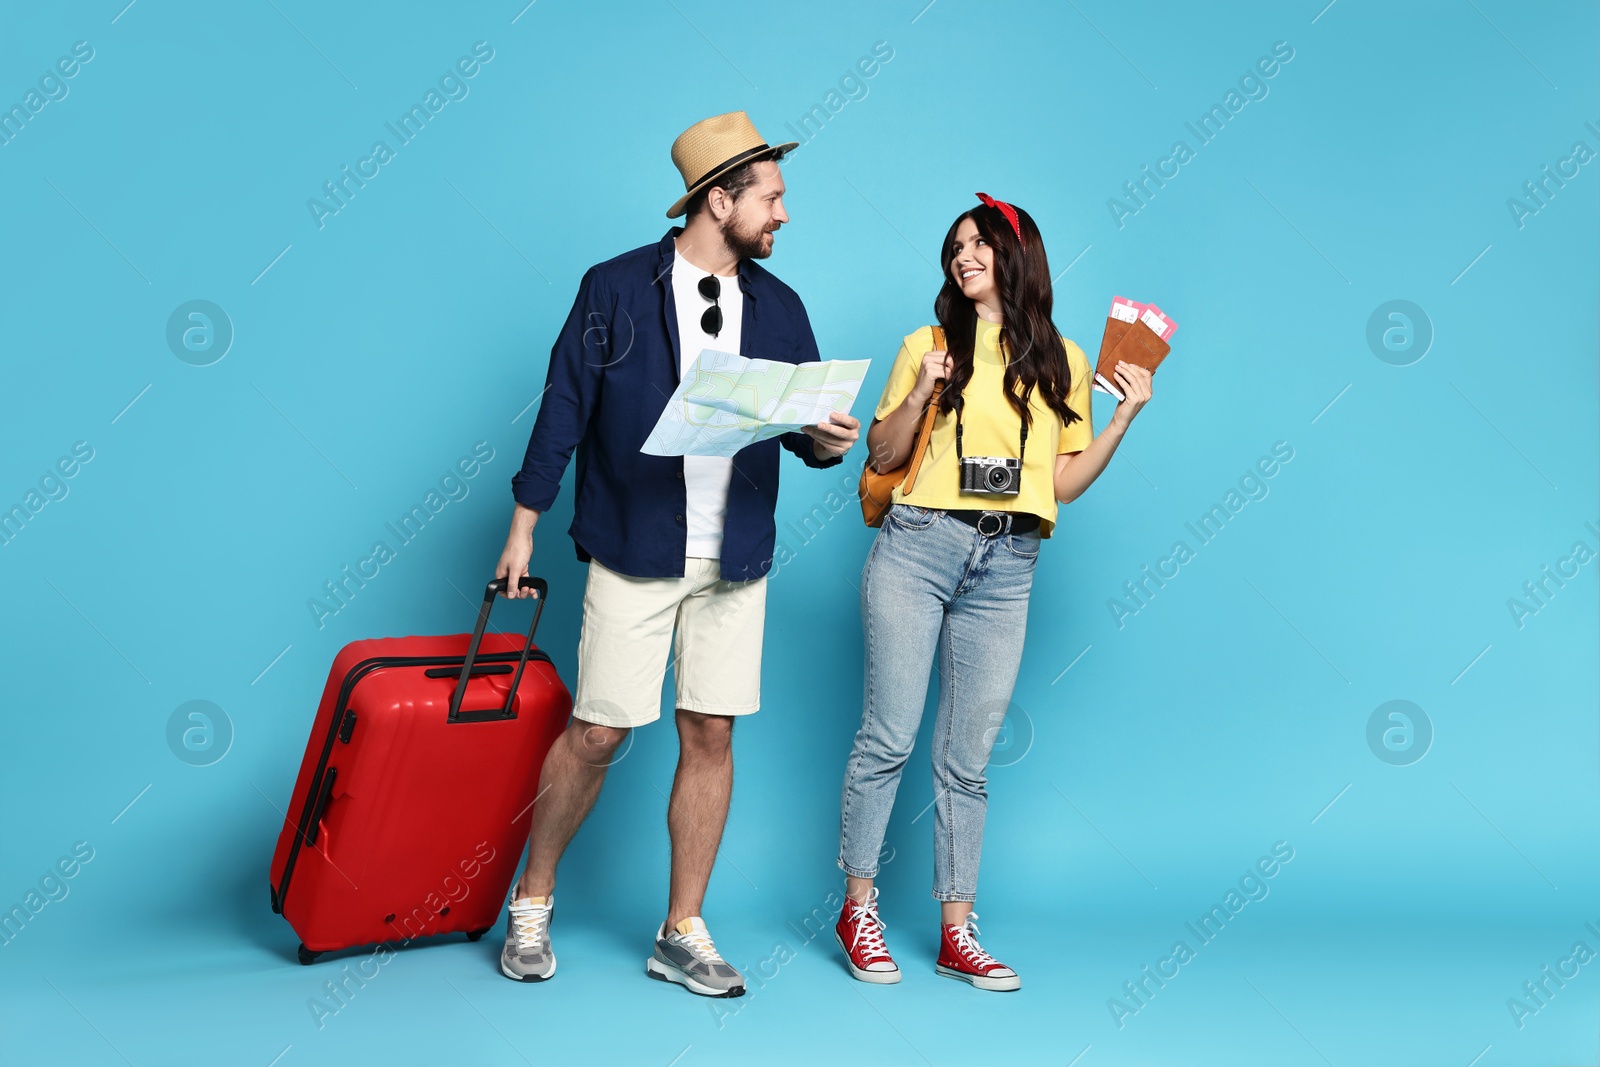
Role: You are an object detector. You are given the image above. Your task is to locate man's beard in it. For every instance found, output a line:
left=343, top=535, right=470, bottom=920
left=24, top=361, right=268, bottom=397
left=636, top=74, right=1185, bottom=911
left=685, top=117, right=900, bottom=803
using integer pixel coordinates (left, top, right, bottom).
left=723, top=215, right=776, bottom=260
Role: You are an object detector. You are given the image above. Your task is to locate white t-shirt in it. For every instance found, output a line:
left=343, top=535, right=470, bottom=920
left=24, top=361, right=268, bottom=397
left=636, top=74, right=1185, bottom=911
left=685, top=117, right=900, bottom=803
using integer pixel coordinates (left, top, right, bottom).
left=670, top=251, right=743, bottom=559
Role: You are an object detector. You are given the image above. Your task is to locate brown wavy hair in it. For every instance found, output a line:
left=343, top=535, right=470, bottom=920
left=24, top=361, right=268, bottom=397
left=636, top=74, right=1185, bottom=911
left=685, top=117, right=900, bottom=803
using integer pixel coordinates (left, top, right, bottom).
left=932, top=201, right=1082, bottom=434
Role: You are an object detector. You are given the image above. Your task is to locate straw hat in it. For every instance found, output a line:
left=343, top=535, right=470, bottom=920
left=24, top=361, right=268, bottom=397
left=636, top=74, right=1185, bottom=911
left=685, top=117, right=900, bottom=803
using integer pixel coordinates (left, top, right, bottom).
left=666, top=111, right=797, bottom=219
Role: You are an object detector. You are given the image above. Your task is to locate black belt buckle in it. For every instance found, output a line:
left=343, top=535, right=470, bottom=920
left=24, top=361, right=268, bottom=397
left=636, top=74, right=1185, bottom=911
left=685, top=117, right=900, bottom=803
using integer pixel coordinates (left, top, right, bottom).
left=976, top=511, right=1006, bottom=538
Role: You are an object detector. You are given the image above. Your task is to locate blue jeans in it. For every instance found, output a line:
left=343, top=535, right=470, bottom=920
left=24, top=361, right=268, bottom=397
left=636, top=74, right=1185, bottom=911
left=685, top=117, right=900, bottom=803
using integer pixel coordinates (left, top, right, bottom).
left=838, top=503, right=1040, bottom=901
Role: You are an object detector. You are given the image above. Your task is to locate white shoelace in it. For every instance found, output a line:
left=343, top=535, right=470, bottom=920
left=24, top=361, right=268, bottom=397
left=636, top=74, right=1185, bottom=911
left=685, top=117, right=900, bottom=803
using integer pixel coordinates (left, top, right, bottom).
left=949, top=913, right=1000, bottom=968
left=675, top=926, right=727, bottom=964
left=846, top=888, right=891, bottom=960
left=510, top=899, right=553, bottom=952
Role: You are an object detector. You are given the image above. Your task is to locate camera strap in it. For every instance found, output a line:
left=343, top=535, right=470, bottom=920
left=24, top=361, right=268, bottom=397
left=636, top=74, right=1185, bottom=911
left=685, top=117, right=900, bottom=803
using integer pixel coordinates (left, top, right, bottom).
left=954, top=397, right=1027, bottom=464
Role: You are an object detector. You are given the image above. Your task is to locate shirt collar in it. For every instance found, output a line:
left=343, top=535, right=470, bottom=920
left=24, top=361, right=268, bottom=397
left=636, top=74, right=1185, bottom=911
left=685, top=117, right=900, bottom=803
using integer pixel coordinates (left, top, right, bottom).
left=658, top=227, right=759, bottom=300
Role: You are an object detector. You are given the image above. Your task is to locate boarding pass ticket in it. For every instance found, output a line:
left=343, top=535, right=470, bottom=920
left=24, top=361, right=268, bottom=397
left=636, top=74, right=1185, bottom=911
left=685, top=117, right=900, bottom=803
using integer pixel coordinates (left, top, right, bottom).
left=1109, top=295, right=1140, bottom=323
left=1108, top=296, right=1179, bottom=340
left=1139, top=304, right=1177, bottom=341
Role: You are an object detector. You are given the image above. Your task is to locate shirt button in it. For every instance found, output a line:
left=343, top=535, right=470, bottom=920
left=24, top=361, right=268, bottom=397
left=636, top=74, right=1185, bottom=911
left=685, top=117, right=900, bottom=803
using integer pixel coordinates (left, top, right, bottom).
left=676, top=470, right=683, bottom=479
left=675, top=514, right=684, bottom=523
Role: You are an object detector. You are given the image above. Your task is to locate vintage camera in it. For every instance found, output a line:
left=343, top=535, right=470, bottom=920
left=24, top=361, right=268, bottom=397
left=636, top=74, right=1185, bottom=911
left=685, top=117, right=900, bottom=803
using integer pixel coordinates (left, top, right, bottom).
left=959, top=455, right=1023, bottom=495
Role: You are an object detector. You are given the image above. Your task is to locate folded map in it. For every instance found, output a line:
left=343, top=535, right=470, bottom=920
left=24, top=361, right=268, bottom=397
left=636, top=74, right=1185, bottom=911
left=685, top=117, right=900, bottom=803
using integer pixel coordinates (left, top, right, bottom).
left=641, top=349, right=871, bottom=458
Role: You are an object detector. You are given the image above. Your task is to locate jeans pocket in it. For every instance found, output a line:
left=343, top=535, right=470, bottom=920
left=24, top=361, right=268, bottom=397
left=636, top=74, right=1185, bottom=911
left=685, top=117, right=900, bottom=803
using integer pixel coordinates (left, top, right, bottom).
left=1003, top=529, right=1041, bottom=559
left=887, top=503, right=938, bottom=531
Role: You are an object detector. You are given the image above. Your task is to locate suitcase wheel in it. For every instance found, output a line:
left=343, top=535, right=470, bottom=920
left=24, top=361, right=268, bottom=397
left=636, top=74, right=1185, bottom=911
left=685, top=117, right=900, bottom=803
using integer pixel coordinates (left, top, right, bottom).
left=297, top=944, right=321, bottom=966
left=466, top=928, right=491, bottom=942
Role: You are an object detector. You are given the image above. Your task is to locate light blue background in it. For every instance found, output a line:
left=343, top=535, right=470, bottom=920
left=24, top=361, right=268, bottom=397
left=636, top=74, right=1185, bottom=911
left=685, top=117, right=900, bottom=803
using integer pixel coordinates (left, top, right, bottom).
left=2, top=1, right=1596, bottom=1064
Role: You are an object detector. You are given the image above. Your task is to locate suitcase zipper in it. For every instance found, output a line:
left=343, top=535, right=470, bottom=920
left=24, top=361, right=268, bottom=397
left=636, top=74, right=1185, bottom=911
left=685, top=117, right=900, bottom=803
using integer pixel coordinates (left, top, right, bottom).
left=271, top=647, right=554, bottom=915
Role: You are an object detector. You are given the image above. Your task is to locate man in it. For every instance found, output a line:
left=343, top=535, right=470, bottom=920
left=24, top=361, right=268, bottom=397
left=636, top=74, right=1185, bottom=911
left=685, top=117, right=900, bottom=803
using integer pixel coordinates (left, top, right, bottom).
left=493, top=111, right=860, bottom=996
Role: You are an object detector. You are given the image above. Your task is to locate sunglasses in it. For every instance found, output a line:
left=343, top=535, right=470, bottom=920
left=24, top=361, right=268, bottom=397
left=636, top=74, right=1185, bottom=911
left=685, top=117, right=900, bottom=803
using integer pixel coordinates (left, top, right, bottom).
left=697, top=274, right=722, bottom=338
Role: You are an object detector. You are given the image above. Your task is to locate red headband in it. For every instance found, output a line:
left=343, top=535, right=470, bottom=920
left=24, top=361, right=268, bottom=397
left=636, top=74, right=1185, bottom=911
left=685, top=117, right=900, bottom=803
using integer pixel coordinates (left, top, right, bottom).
left=975, top=192, right=1024, bottom=248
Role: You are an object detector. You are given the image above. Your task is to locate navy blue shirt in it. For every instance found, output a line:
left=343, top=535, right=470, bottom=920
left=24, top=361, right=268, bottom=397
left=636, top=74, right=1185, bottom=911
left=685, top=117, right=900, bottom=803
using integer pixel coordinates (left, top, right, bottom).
left=511, top=228, right=842, bottom=581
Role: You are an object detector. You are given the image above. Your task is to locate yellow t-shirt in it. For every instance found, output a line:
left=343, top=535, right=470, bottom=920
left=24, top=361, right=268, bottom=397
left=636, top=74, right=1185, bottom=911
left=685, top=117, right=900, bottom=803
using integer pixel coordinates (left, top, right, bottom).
left=873, top=321, right=1094, bottom=537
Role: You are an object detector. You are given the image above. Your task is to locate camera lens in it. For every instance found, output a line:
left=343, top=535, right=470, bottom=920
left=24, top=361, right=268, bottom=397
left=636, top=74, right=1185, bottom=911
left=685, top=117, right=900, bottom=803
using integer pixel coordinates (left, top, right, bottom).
left=986, top=465, right=1010, bottom=491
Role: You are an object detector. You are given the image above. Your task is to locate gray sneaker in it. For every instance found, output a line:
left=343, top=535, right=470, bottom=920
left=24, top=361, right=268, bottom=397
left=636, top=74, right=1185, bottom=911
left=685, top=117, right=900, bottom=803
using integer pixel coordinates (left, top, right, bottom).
left=499, top=895, right=556, bottom=982
left=645, top=917, right=745, bottom=998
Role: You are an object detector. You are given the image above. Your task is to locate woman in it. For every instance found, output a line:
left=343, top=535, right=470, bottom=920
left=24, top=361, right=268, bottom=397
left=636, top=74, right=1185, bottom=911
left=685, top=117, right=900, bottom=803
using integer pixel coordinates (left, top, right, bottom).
left=834, top=193, right=1154, bottom=990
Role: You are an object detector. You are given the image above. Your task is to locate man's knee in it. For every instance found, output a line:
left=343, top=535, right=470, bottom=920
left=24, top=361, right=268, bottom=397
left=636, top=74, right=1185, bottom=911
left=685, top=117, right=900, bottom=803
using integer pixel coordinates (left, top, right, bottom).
left=570, top=718, right=630, bottom=763
left=676, top=709, right=733, bottom=758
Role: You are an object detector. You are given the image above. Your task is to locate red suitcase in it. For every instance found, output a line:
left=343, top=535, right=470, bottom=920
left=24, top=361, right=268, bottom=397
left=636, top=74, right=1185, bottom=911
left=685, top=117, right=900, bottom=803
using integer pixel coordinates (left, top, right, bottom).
left=269, top=576, right=570, bottom=964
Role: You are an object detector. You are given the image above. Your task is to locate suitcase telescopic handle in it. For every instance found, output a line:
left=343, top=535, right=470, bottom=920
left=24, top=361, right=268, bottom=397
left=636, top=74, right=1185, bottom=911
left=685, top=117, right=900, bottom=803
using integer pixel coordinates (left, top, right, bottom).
left=447, top=576, right=548, bottom=723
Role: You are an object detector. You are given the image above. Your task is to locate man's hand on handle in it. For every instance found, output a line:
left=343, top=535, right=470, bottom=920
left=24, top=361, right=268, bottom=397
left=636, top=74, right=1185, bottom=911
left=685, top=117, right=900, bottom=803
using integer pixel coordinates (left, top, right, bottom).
left=497, top=503, right=541, bottom=599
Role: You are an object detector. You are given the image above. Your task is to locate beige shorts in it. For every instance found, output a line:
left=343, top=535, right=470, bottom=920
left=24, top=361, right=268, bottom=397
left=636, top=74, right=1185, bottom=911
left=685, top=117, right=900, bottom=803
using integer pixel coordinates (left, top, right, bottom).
left=572, top=556, right=766, bottom=728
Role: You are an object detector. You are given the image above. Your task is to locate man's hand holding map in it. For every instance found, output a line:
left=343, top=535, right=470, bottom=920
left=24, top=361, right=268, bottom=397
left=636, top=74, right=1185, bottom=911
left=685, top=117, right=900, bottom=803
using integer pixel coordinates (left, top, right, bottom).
left=642, top=350, right=870, bottom=457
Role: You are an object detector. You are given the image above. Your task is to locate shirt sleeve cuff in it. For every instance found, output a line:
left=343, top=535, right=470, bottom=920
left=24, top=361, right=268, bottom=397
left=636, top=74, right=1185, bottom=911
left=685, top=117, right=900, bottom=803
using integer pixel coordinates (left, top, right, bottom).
left=511, top=476, right=558, bottom=512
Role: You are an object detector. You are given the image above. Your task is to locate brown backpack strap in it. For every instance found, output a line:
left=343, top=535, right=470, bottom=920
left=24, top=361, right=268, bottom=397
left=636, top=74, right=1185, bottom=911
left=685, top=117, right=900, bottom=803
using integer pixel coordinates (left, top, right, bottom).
left=901, top=325, right=946, bottom=495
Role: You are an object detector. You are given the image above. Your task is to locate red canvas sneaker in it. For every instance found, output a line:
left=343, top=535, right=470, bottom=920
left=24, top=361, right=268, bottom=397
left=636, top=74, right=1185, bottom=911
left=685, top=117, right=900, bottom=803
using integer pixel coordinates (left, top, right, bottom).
left=835, top=887, right=901, bottom=984
left=936, top=913, right=1020, bottom=991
